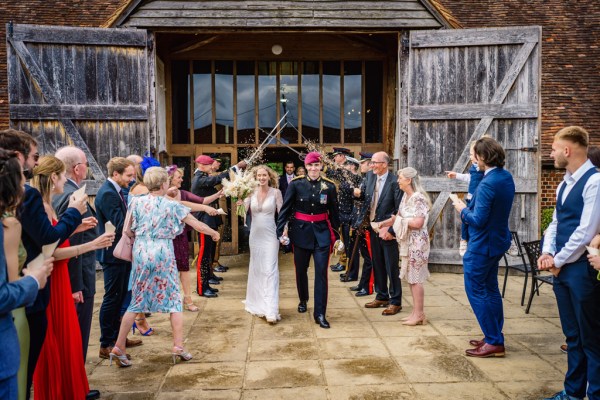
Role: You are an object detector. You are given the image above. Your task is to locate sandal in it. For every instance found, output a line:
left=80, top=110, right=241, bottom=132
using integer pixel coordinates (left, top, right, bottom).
left=172, top=346, right=193, bottom=364
left=132, top=317, right=154, bottom=336
left=184, top=296, right=199, bottom=312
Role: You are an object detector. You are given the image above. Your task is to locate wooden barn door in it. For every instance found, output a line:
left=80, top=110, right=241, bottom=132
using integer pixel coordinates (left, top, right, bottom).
left=407, top=26, right=541, bottom=265
left=6, top=23, right=155, bottom=193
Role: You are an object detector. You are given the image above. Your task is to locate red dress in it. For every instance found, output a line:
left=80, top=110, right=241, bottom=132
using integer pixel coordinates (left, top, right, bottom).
left=33, top=223, right=89, bottom=400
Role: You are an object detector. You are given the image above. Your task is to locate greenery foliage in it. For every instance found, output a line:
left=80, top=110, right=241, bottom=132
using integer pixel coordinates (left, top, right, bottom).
left=540, top=207, right=555, bottom=235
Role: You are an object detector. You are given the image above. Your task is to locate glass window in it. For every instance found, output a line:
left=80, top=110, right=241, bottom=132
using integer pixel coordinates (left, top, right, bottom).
left=236, top=61, right=255, bottom=145
left=365, top=61, right=383, bottom=143
left=172, top=156, right=192, bottom=191
left=258, top=61, right=277, bottom=142
left=192, top=61, right=212, bottom=144
left=279, top=62, right=299, bottom=144
left=322, top=61, right=341, bottom=143
left=215, top=61, right=234, bottom=144
left=344, top=61, right=362, bottom=143
left=171, top=61, right=189, bottom=144
left=301, top=61, right=320, bottom=143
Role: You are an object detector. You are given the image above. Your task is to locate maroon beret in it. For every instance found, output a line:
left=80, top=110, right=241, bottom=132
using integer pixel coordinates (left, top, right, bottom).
left=304, top=151, right=322, bottom=165
left=195, top=155, right=214, bottom=165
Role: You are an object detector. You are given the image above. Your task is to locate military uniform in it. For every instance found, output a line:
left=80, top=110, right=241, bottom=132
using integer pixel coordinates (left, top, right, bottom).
left=276, top=175, right=340, bottom=319
left=352, top=152, right=375, bottom=296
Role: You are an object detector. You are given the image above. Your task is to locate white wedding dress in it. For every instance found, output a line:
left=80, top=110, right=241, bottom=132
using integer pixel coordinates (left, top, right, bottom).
left=243, top=187, right=283, bottom=322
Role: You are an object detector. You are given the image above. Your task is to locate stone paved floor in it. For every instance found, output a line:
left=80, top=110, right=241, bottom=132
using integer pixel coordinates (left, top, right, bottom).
left=86, top=252, right=566, bottom=399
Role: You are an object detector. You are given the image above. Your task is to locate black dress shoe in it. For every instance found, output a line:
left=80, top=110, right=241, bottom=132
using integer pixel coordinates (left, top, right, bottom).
left=331, top=264, right=345, bottom=272
left=314, top=314, right=330, bottom=329
left=207, top=286, right=219, bottom=293
left=211, top=275, right=224, bottom=281
left=355, top=289, right=369, bottom=297
left=214, top=266, right=227, bottom=273
left=297, top=301, right=307, bottom=313
left=86, top=390, right=100, bottom=400
left=208, top=278, right=221, bottom=285
left=340, top=276, right=357, bottom=282
left=340, top=273, right=347, bottom=278
left=350, top=285, right=360, bottom=291
left=202, top=289, right=218, bottom=298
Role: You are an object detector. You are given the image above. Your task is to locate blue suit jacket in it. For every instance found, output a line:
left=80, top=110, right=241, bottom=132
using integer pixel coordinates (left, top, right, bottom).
left=460, top=168, right=515, bottom=257
left=20, top=185, right=82, bottom=314
left=95, top=180, right=127, bottom=265
left=0, top=226, right=38, bottom=381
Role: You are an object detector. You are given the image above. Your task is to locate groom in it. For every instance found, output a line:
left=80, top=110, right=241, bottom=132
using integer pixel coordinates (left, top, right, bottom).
left=277, top=151, right=340, bottom=328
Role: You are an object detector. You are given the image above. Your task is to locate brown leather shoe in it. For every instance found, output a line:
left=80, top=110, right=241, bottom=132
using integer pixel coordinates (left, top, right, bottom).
left=99, top=346, right=131, bottom=360
left=126, top=337, right=143, bottom=347
left=365, top=299, right=389, bottom=308
left=465, top=343, right=505, bottom=357
left=382, top=304, right=402, bottom=316
left=469, top=338, right=485, bottom=347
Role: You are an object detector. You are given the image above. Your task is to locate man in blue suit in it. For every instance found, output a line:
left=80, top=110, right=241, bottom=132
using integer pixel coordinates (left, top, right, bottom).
left=95, top=157, right=141, bottom=359
left=0, top=226, right=53, bottom=399
left=453, top=137, right=515, bottom=358
left=538, top=126, right=600, bottom=400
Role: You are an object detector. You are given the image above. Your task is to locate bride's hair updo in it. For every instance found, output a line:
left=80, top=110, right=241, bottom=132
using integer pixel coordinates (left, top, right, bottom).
left=249, top=165, right=279, bottom=188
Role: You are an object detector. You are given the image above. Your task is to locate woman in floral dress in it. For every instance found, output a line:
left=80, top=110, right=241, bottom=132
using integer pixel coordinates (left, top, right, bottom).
left=109, top=167, right=220, bottom=367
left=380, top=167, right=431, bottom=326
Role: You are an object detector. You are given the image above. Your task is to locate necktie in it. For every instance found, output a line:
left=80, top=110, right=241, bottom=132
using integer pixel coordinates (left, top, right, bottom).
left=370, top=177, right=380, bottom=221
left=287, top=175, right=292, bottom=184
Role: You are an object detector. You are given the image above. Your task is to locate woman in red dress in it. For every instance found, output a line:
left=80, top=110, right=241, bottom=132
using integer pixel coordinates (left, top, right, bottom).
left=31, top=156, right=115, bottom=400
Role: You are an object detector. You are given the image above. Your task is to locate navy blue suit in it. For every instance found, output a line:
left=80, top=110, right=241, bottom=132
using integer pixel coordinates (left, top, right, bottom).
left=0, top=227, right=39, bottom=399
left=95, top=180, right=131, bottom=348
left=278, top=174, right=293, bottom=199
left=355, top=171, right=404, bottom=305
left=19, top=185, right=81, bottom=398
left=460, top=167, right=515, bottom=346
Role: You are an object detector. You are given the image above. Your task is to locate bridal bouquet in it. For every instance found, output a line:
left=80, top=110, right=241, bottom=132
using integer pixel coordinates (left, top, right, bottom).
left=221, top=168, right=258, bottom=223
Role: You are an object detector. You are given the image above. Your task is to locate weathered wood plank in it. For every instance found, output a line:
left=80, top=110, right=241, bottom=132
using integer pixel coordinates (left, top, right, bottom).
left=141, top=0, right=429, bottom=11
left=411, top=26, right=541, bottom=48
left=10, top=104, right=149, bottom=120
left=409, top=103, right=538, bottom=120
left=10, top=24, right=146, bottom=47
left=421, top=177, right=538, bottom=193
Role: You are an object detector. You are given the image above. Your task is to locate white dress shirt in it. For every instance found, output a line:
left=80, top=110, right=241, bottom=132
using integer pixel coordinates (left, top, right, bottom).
left=542, top=159, right=600, bottom=268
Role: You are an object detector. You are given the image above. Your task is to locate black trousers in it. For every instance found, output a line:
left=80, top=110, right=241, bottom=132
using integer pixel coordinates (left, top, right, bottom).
left=369, top=227, right=401, bottom=305
left=293, top=245, right=330, bottom=317
left=342, top=223, right=359, bottom=279
left=99, top=262, right=131, bottom=348
left=77, top=294, right=95, bottom=361
left=26, top=310, right=47, bottom=399
left=197, top=233, right=215, bottom=292
left=357, top=229, right=374, bottom=293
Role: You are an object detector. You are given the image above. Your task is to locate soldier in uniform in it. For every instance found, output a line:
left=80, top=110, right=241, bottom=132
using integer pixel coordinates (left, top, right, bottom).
left=209, top=154, right=228, bottom=273
left=277, top=152, right=340, bottom=328
left=339, top=156, right=363, bottom=282
left=327, top=147, right=352, bottom=273
left=350, top=152, right=375, bottom=297
left=191, top=154, right=247, bottom=297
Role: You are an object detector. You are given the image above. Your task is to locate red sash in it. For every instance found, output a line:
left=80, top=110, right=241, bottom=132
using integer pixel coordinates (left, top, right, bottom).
left=295, top=212, right=336, bottom=248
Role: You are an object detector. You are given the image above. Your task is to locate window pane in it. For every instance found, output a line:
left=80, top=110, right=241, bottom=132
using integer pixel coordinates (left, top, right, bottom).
left=172, top=156, right=193, bottom=191
left=171, top=61, right=189, bottom=144
left=215, top=61, right=234, bottom=144
left=322, top=61, right=341, bottom=143
left=344, top=61, right=362, bottom=143
left=236, top=61, right=255, bottom=145
left=365, top=61, right=383, bottom=143
left=301, top=61, right=320, bottom=142
left=193, top=61, right=212, bottom=144
left=258, top=61, right=277, bottom=142
left=279, top=62, right=299, bottom=144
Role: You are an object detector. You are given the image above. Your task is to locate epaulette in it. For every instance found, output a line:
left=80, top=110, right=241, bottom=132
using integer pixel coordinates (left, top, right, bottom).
left=292, top=175, right=305, bottom=181
left=321, top=176, right=336, bottom=185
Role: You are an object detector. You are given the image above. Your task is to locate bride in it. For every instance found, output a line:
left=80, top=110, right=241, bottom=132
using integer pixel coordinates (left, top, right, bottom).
left=238, top=165, right=283, bottom=324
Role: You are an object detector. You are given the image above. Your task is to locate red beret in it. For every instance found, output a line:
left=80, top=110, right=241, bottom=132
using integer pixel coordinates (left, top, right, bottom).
left=195, top=155, right=214, bottom=165
left=304, top=151, right=322, bottom=165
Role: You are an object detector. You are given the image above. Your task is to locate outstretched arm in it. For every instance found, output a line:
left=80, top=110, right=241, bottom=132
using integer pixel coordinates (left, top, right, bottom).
left=183, top=213, right=220, bottom=241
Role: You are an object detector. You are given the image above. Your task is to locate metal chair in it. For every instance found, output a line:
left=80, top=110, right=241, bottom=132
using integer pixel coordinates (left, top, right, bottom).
left=522, top=240, right=554, bottom=314
left=501, top=231, right=530, bottom=306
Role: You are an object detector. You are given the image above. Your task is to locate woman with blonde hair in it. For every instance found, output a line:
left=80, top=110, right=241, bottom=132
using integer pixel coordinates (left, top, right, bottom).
left=31, top=156, right=115, bottom=400
left=110, top=167, right=219, bottom=367
left=237, top=165, right=283, bottom=324
left=380, top=167, right=431, bottom=326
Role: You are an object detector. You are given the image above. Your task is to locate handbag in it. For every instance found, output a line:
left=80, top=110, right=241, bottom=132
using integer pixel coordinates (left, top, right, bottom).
left=113, top=207, right=135, bottom=262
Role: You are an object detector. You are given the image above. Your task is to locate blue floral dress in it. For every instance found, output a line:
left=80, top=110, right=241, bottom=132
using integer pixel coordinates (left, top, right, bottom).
left=127, top=194, right=190, bottom=313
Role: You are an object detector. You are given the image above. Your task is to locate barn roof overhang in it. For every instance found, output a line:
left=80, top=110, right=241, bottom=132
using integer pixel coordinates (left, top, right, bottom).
left=103, top=0, right=461, bottom=31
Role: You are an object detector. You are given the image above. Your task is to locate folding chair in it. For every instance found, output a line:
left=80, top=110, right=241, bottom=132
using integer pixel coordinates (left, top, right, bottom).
left=522, top=240, right=554, bottom=314
left=501, top=231, right=531, bottom=306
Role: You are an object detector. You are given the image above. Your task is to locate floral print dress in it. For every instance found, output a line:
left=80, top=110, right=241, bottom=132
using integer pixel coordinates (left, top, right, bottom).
left=128, top=194, right=190, bottom=313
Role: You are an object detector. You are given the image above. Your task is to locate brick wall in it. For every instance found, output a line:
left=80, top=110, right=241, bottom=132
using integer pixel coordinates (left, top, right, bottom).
left=541, top=167, right=563, bottom=210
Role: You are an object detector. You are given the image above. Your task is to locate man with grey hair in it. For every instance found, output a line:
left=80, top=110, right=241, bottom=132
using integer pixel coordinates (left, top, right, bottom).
left=52, top=146, right=101, bottom=400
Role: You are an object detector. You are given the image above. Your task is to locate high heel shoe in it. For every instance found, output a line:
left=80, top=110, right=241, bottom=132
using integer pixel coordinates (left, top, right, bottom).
left=402, top=315, right=427, bottom=326
left=172, top=346, right=193, bottom=364
left=132, top=317, right=154, bottom=336
left=109, top=346, right=132, bottom=368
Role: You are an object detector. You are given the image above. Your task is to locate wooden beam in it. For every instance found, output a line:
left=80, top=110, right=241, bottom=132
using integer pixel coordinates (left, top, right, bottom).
left=411, top=26, right=540, bottom=48
left=9, top=24, right=146, bottom=47
left=409, top=103, right=538, bottom=120
left=421, top=177, right=538, bottom=193
left=170, top=35, right=218, bottom=55
left=10, top=104, right=148, bottom=120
